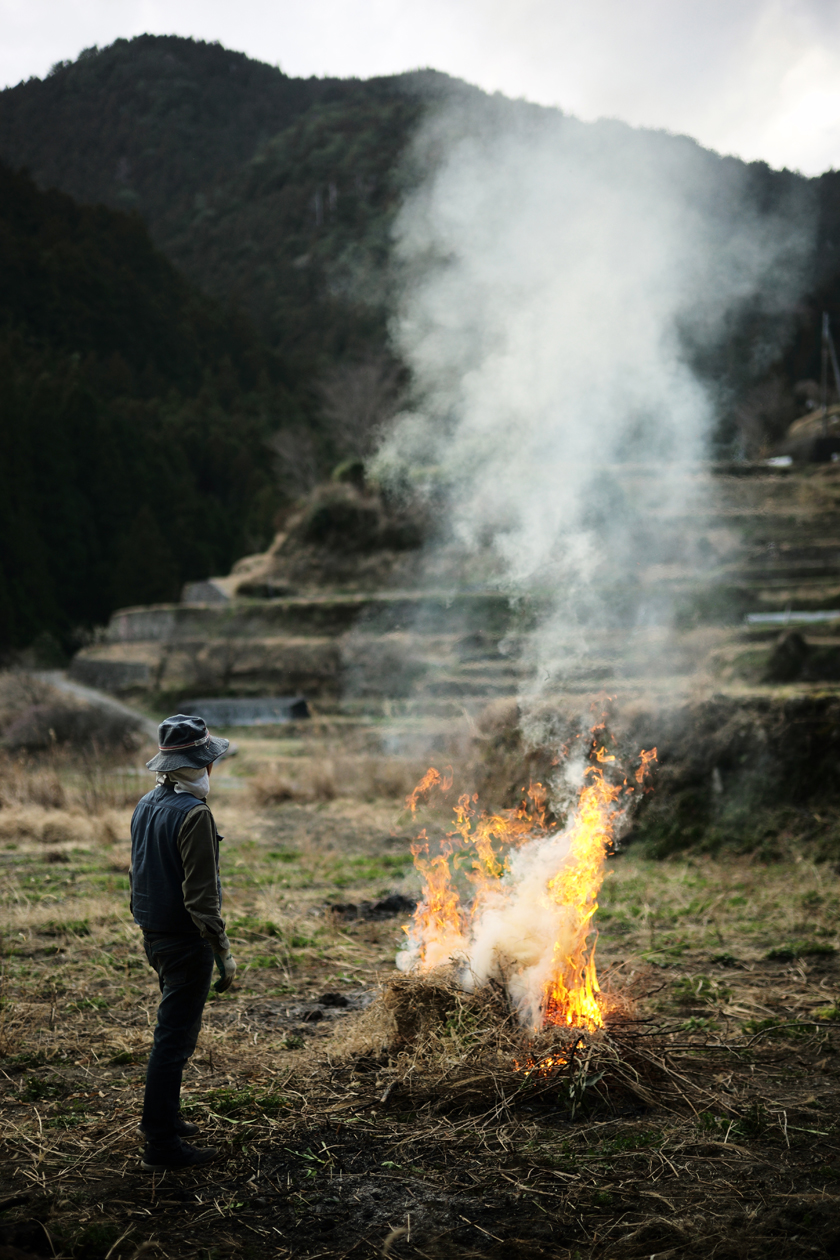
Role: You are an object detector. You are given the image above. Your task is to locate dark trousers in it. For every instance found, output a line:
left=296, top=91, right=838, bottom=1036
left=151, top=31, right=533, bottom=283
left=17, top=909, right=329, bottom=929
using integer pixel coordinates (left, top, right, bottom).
left=141, top=933, right=214, bottom=1151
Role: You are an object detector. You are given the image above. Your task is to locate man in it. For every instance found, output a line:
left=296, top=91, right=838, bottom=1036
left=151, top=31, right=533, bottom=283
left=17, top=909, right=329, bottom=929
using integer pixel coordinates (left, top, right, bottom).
left=130, top=714, right=237, bottom=1171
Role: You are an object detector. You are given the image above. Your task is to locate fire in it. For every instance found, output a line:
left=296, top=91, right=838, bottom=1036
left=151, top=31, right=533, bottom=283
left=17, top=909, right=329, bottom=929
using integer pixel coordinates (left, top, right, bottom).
left=406, top=828, right=468, bottom=969
left=398, top=738, right=655, bottom=1031
left=541, top=756, right=621, bottom=1030
left=513, top=1051, right=569, bottom=1078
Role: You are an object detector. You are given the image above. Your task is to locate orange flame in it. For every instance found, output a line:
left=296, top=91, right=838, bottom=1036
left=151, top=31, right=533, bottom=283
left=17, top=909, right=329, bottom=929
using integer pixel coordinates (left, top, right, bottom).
left=541, top=761, right=621, bottom=1030
left=407, top=827, right=468, bottom=968
left=400, top=741, right=656, bottom=1030
left=405, top=766, right=453, bottom=815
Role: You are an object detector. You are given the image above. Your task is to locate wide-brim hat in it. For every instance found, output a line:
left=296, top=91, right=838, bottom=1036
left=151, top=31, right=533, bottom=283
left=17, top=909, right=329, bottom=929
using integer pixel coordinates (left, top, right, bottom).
left=146, top=714, right=229, bottom=772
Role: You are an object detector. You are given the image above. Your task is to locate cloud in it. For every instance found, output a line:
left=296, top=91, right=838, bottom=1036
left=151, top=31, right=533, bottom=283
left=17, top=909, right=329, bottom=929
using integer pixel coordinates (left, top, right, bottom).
left=1, top=1, right=838, bottom=172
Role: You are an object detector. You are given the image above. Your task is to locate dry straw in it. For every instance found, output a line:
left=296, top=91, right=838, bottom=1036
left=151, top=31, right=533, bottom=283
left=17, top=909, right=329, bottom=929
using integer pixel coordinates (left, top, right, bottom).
left=327, top=969, right=726, bottom=1126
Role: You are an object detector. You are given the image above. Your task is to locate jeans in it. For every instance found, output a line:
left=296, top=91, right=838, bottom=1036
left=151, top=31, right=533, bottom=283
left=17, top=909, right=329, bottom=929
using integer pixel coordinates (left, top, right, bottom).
left=141, top=932, right=214, bottom=1151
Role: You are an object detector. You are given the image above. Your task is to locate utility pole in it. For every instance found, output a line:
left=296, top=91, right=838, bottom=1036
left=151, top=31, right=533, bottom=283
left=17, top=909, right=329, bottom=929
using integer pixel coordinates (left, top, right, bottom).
left=820, top=312, right=840, bottom=434
left=821, top=312, right=829, bottom=431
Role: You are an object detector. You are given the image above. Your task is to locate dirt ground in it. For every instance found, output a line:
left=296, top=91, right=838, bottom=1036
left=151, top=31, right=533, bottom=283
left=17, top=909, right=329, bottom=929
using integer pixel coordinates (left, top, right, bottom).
left=1, top=729, right=840, bottom=1260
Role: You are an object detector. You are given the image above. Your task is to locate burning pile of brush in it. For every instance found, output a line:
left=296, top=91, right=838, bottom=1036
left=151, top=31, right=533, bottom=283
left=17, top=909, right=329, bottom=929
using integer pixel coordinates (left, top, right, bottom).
left=396, top=732, right=656, bottom=1034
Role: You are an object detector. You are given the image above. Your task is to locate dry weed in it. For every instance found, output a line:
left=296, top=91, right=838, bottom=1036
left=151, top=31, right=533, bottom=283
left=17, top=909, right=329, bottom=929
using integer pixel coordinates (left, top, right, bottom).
left=4, top=701, right=144, bottom=752
left=251, top=754, right=426, bottom=806
left=0, top=889, right=129, bottom=936
left=0, top=669, right=60, bottom=730
left=329, top=970, right=702, bottom=1127
left=0, top=754, right=67, bottom=809
left=0, top=747, right=142, bottom=820
left=0, top=805, right=123, bottom=848
left=251, top=759, right=338, bottom=804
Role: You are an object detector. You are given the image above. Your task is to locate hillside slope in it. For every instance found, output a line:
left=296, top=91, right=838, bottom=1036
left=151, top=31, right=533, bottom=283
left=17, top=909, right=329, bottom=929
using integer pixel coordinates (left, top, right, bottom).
left=0, top=37, right=343, bottom=231
left=0, top=162, right=288, bottom=651
left=0, top=38, right=434, bottom=377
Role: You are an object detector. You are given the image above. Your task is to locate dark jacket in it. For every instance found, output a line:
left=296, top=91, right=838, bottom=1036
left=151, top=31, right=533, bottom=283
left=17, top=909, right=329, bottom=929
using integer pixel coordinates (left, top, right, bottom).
left=130, top=785, right=229, bottom=950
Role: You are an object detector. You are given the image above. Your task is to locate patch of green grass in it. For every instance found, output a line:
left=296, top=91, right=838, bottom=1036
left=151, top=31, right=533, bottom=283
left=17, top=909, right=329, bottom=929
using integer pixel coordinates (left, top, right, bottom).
left=766, top=941, right=836, bottom=961
left=735, top=1102, right=768, bottom=1139
left=40, top=918, right=90, bottom=937
left=247, top=955, right=283, bottom=969
left=110, top=1049, right=142, bottom=1064
left=535, top=1151, right=577, bottom=1171
left=205, top=1086, right=258, bottom=1115
left=69, top=996, right=109, bottom=1010
left=21, top=1075, right=66, bottom=1101
left=697, top=1107, right=767, bottom=1141
left=669, top=975, right=732, bottom=1006
left=642, top=942, right=688, bottom=961
left=258, top=1091, right=294, bottom=1117
left=597, top=1130, right=662, bottom=1156
left=443, top=1008, right=484, bottom=1049
left=697, top=1112, right=729, bottom=1135
left=231, top=917, right=318, bottom=947
left=204, top=1085, right=293, bottom=1117
left=267, top=850, right=301, bottom=863
left=330, top=854, right=412, bottom=887
left=231, top=915, right=282, bottom=937
left=71, top=1220, right=127, bottom=1259
left=46, top=1111, right=88, bottom=1129
left=742, top=1016, right=823, bottom=1040
left=2, top=1050, right=46, bottom=1071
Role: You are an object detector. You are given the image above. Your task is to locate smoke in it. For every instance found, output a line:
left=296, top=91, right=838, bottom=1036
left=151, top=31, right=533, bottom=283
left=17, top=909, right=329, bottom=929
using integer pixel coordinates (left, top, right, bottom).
left=374, top=93, right=812, bottom=734
left=378, top=93, right=812, bottom=1020
left=396, top=823, right=594, bottom=1029
left=461, top=824, right=597, bottom=1030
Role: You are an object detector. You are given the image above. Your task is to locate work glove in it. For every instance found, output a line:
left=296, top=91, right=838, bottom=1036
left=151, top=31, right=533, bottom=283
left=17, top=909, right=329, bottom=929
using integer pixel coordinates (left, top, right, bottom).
left=213, top=949, right=237, bottom=993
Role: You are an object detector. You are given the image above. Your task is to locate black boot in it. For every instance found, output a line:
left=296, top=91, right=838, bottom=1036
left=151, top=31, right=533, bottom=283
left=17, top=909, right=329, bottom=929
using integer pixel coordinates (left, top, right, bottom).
left=141, top=1142, right=218, bottom=1172
left=138, top=1114, right=199, bottom=1140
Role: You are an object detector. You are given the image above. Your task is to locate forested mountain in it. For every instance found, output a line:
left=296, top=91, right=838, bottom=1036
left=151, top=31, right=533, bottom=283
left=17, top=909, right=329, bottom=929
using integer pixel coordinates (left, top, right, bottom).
left=5, top=35, right=840, bottom=448
left=5, top=36, right=840, bottom=653
left=0, top=162, right=291, bottom=650
left=0, top=37, right=439, bottom=377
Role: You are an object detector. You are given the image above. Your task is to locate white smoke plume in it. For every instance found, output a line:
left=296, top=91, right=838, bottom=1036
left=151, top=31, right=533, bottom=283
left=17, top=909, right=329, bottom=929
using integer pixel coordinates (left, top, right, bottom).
left=376, top=92, right=811, bottom=723
left=379, top=92, right=812, bottom=1021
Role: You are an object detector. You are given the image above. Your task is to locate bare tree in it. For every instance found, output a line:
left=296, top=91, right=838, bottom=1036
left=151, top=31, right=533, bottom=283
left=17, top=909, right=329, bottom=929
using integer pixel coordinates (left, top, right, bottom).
left=268, top=427, right=321, bottom=497
left=316, top=355, right=403, bottom=459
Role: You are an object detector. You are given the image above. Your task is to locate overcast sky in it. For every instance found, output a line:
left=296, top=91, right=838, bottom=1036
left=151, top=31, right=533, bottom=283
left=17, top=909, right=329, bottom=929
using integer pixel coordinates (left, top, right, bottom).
left=2, top=0, right=840, bottom=175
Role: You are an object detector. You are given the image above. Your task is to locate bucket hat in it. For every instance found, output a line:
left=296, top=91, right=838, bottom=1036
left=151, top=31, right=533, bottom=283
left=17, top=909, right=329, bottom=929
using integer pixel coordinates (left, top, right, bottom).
left=145, top=714, right=229, bottom=773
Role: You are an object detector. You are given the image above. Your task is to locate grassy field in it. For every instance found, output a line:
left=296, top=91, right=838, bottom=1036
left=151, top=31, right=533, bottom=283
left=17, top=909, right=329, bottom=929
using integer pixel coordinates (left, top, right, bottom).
left=1, top=723, right=840, bottom=1260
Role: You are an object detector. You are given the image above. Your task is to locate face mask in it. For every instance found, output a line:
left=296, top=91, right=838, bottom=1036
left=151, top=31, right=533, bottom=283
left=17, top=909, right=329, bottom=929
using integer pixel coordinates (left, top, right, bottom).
left=156, top=767, right=211, bottom=799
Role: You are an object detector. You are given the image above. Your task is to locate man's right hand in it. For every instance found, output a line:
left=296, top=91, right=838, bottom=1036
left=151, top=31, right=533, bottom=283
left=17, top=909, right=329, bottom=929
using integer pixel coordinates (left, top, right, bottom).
left=213, top=950, right=237, bottom=992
